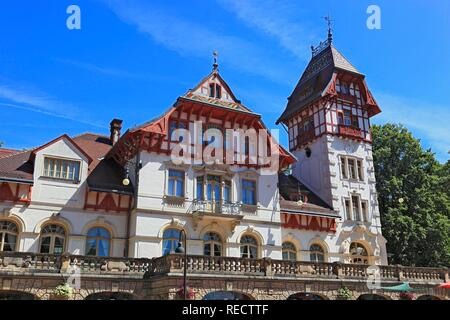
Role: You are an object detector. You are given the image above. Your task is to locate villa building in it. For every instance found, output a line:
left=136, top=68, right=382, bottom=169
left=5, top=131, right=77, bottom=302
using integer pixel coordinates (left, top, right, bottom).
left=0, top=33, right=387, bottom=267
left=4, top=33, right=445, bottom=301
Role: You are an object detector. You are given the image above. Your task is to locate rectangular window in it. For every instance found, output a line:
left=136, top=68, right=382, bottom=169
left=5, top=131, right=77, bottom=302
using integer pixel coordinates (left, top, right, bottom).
left=343, top=110, right=352, bottom=126
left=337, top=111, right=344, bottom=125
left=348, top=159, right=357, bottom=180
left=196, top=176, right=204, bottom=200
left=43, top=157, right=80, bottom=181
left=352, top=196, right=361, bottom=221
left=340, top=157, right=348, bottom=179
left=357, top=160, right=364, bottom=181
left=216, top=85, right=222, bottom=99
left=224, top=180, right=231, bottom=203
left=345, top=199, right=352, bottom=220
left=168, top=170, right=185, bottom=197
left=352, top=114, right=360, bottom=128
left=209, top=83, right=215, bottom=97
left=242, top=179, right=256, bottom=205
left=361, top=201, right=368, bottom=222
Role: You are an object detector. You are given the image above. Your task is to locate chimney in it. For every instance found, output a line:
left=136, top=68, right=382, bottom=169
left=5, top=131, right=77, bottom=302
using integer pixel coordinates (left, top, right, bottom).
left=110, top=119, right=123, bottom=145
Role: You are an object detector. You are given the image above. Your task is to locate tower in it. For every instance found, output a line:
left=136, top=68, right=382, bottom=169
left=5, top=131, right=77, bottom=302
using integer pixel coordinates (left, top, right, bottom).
left=277, top=28, right=388, bottom=265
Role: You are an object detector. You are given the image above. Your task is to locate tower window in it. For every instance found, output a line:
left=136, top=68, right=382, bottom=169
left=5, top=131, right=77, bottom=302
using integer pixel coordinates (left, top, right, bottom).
left=340, top=156, right=364, bottom=182
left=216, top=85, right=222, bottom=99
left=209, top=83, right=222, bottom=99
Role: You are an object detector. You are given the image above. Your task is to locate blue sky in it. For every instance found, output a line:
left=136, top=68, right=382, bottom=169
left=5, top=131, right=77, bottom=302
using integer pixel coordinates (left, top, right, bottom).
left=0, top=0, right=449, bottom=162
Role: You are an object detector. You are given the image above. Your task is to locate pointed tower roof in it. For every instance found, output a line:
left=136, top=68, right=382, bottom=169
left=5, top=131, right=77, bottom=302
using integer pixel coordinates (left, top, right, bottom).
left=277, top=37, right=369, bottom=124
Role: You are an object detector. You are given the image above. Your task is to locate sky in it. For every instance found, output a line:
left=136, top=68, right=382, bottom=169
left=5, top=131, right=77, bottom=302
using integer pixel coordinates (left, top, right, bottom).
left=0, top=0, right=449, bottom=162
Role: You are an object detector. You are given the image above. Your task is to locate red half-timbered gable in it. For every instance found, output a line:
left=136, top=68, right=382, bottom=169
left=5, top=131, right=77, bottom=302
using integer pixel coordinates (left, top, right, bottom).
left=108, top=68, right=295, bottom=170
left=278, top=38, right=381, bottom=152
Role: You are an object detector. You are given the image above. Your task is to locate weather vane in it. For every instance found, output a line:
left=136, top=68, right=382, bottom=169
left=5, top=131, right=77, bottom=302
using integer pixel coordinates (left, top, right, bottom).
left=324, top=14, right=333, bottom=43
left=213, top=50, right=219, bottom=71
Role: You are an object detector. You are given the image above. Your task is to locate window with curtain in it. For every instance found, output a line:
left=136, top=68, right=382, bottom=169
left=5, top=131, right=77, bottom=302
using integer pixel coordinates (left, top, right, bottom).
left=309, top=244, right=325, bottom=262
left=206, top=175, right=221, bottom=202
left=223, top=180, right=231, bottom=203
left=196, top=176, right=204, bottom=200
left=0, top=221, right=18, bottom=252
left=203, top=232, right=222, bottom=257
left=168, top=169, right=185, bottom=197
left=162, top=228, right=181, bottom=256
left=85, top=227, right=111, bottom=257
left=242, top=179, right=256, bottom=205
left=240, top=235, right=258, bottom=259
left=282, top=242, right=297, bottom=261
left=40, top=224, right=66, bottom=254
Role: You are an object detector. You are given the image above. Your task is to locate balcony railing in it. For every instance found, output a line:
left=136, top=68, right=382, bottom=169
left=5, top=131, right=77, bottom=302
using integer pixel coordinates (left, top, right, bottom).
left=0, top=252, right=448, bottom=284
left=188, top=200, right=242, bottom=216
left=338, top=125, right=362, bottom=139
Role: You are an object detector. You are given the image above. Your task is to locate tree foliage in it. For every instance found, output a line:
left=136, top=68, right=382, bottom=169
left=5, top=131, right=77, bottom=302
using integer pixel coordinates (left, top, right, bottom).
left=372, top=124, right=450, bottom=267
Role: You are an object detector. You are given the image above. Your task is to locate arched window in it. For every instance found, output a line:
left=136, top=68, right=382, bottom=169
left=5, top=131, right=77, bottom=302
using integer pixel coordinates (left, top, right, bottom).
left=309, top=244, right=325, bottom=262
left=350, top=242, right=369, bottom=264
left=85, top=227, right=111, bottom=257
left=203, top=232, right=222, bottom=257
left=282, top=242, right=297, bottom=261
left=0, top=221, right=18, bottom=252
left=240, top=235, right=258, bottom=259
left=40, top=224, right=66, bottom=254
left=162, top=228, right=181, bottom=256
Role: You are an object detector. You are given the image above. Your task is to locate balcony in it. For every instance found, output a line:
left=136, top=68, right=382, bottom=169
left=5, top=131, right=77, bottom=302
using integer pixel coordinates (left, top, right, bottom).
left=338, top=125, right=362, bottom=139
left=296, top=129, right=316, bottom=148
left=189, top=200, right=242, bottom=216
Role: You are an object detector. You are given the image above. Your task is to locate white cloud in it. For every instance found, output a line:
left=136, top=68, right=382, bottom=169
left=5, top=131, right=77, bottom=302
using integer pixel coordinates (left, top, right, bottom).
left=216, top=0, right=316, bottom=61
left=373, top=92, right=450, bottom=162
left=56, top=58, right=141, bottom=78
left=0, top=82, right=104, bottom=129
left=103, top=0, right=295, bottom=85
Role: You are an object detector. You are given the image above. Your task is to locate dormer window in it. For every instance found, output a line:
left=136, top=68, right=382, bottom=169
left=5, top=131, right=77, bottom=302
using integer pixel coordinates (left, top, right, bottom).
left=43, top=157, right=80, bottom=182
left=209, top=83, right=222, bottom=99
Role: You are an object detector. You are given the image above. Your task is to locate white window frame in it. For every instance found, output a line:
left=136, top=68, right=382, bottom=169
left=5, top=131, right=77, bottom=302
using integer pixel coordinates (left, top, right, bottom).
left=344, top=195, right=368, bottom=222
left=42, top=156, right=81, bottom=182
left=339, top=156, right=364, bottom=182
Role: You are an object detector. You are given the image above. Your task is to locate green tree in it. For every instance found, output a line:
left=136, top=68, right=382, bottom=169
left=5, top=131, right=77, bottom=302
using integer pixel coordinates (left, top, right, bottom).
left=372, top=124, right=450, bottom=267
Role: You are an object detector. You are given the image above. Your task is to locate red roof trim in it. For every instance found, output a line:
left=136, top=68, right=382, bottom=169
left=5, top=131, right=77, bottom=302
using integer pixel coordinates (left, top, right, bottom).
left=31, top=134, right=93, bottom=163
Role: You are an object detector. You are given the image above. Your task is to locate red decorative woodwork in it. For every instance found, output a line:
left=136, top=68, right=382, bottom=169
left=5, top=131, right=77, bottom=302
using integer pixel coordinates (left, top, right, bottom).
left=84, top=190, right=131, bottom=214
left=108, top=99, right=295, bottom=170
left=338, top=125, right=362, bottom=139
left=281, top=212, right=336, bottom=233
left=0, top=182, right=32, bottom=204
left=0, top=183, right=14, bottom=201
left=296, top=129, right=316, bottom=147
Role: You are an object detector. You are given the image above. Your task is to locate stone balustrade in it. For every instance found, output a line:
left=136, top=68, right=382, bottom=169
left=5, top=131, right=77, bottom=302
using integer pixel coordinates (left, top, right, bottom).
left=1, top=252, right=448, bottom=284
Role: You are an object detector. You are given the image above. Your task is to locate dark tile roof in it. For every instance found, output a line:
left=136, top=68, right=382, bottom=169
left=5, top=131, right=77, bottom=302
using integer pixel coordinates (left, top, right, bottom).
left=0, top=150, right=34, bottom=181
left=87, top=158, right=133, bottom=194
left=72, top=133, right=112, bottom=172
left=278, top=173, right=337, bottom=217
left=277, top=44, right=363, bottom=124
left=0, top=148, right=19, bottom=159
left=0, top=133, right=114, bottom=184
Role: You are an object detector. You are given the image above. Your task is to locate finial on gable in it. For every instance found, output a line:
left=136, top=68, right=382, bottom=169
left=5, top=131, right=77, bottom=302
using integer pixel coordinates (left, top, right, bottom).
left=213, top=50, right=219, bottom=71
left=324, top=14, right=333, bottom=43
